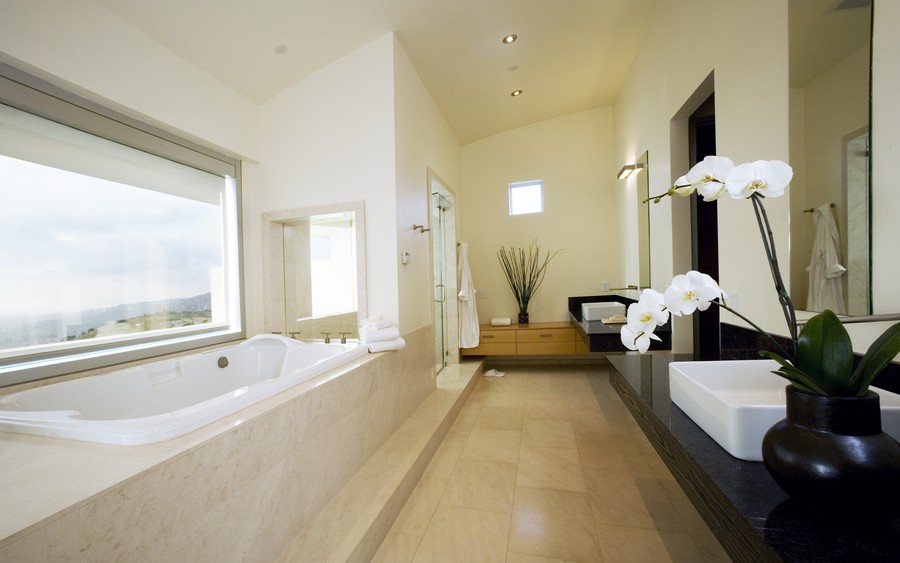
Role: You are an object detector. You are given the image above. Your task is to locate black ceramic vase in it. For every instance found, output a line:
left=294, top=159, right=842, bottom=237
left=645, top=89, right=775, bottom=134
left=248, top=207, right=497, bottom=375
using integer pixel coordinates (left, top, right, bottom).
left=518, top=310, right=529, bottom=324
left=762, top=385, right=900, bottom=516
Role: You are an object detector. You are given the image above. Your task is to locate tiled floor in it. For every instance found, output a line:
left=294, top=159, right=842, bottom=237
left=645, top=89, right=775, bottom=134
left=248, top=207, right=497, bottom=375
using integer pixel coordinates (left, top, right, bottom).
left=372, top=363, right=731, bottom=563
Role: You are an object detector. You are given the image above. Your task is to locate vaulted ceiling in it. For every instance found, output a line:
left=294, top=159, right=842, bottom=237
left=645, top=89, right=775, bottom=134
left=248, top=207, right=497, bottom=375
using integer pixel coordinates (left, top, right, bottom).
left=96, top=0, right=656, bottom=144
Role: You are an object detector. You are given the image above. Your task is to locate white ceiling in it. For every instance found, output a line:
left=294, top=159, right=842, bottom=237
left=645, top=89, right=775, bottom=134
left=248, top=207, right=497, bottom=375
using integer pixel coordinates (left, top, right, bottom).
left=95, top=0, right=656, bottom=144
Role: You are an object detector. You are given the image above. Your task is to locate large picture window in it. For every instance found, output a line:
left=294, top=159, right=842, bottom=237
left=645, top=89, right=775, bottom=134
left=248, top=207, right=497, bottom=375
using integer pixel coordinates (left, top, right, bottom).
left=0, top=65, right=243, bottom=386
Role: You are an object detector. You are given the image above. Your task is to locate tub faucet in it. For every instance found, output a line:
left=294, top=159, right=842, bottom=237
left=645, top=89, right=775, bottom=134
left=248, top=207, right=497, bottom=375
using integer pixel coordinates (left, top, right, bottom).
left=289, top=331, right=301, bottom=339
left=321, top=332, right=331, bottom=343
left=340, top=332, right=351, bottom=344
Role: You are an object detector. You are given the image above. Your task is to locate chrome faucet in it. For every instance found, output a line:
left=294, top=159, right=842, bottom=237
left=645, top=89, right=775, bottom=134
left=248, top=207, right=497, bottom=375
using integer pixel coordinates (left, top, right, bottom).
left=288, top=331, right=301, bottom=339
left=321, top=332, right=331, bottom=343
left=339, top=332, right=351, bottom=344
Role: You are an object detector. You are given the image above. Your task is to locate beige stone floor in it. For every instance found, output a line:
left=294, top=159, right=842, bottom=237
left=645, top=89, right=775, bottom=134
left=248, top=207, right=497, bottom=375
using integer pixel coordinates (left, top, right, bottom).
left=372, top=364, right=731, bottom=563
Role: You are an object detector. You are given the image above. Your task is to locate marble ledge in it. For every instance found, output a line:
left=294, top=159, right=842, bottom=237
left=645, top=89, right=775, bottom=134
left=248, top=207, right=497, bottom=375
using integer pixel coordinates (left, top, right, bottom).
left=0, top=352, right=382, bottom=546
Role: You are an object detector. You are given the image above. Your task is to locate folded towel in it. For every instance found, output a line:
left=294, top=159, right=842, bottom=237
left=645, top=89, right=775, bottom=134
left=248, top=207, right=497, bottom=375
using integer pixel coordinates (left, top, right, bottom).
left=360, top=319, right=393, bottom=330
left=490, top=317, right=511, bottom=326
left=360, top=326, right=400, bottom=343
left=367, top=337, right=405, bottom=353
left=367, top=314, right=384, bottom=321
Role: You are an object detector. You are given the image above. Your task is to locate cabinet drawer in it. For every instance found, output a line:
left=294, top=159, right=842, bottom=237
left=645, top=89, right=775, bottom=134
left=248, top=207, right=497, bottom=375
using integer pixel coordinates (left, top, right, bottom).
left=479, top=330, right=516, bottom=343
left=516, top=328, right=575, bottom=343
left=516, top=342, right=576, bottom=355
left=460, top=342, right=517, bottom=356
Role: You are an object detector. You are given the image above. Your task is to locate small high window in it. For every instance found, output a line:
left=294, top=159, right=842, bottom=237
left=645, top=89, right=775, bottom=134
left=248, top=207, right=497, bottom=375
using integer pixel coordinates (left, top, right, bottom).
left=509, top=180, right=543, bottom=215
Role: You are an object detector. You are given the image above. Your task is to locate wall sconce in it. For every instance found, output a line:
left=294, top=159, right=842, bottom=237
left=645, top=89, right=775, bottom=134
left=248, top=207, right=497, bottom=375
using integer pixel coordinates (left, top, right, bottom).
left=617, top=162, right=645, bottom=180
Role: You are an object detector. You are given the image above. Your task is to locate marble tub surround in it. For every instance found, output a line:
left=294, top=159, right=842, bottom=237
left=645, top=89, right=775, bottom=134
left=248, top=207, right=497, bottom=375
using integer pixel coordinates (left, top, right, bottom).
left=274, top=361, right=482, bottom=562
left=373, top=364, right=728, bottom=562
left=0, top=325, right=435, bottom=561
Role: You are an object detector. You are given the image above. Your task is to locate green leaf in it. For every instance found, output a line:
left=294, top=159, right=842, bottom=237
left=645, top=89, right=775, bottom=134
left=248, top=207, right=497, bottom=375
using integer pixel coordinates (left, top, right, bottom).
left=796, top=310, right=854, bottom=395
left=759, top=350, right=828, bottom=395
left=850, top=321, right=900, bottom=396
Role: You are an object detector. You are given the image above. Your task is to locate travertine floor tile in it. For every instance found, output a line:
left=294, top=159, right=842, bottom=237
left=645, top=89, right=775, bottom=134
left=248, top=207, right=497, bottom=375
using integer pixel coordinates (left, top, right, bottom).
left=461, top=428, right=521, bottom=464
left=391, top=476, right=448, bottom=537
left=517, top=446, right=587, bottom=492
left=440, top=458, right=517, bottom=513
left=411, top=505, right=510, bottom=563
left=474, top=405, right=526, bottom=431
left=595, top=523, right=704, bottom=563
left=522, top=419, right=577, bottom=449
left=370, top=531, right=422, bottom=563
left=524, top=397, right=571, bottom=420
left=422, top=439, right=464, bottom=479
left=509, top=487, right=601, bottom=562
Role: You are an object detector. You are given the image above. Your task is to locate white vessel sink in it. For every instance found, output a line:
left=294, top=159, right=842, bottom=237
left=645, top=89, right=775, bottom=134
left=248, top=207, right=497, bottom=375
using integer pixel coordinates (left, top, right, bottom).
left=668, top=360, right=900, bottom=461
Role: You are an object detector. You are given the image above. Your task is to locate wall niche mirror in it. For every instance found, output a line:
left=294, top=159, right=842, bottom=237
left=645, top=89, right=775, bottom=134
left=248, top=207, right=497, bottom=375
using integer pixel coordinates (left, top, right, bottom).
left=262, top=201, right=366, bottom=340
left=789, top=0, right=872, bottom=316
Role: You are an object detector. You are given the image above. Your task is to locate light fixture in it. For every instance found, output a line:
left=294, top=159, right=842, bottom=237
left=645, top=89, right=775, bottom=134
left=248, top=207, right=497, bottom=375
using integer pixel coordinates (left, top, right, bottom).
left=510, top=89, right=523, bottom=97
left=502, top=33, right=518, bottom=44
left=274, top=44, right=288, bottom=55
left=617, top=164, right=636, bottom=179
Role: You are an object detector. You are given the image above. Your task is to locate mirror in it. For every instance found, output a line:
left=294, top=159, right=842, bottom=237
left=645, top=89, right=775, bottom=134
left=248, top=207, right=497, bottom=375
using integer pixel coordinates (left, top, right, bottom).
left=789, top=0, right=871, bottom=315
left=636, top=151, right=651, bottom=289
left=262, top=201, right=366, bottom=339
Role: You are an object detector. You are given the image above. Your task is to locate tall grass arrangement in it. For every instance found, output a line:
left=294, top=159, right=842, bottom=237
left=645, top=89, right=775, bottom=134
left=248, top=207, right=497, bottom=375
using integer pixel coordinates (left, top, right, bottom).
left=497, top=241, right=561, bottom=322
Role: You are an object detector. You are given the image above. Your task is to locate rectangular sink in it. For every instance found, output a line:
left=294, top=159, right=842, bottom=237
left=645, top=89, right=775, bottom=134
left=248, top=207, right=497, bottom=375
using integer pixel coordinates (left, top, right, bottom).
left=669, top=360, right=900, bottom=461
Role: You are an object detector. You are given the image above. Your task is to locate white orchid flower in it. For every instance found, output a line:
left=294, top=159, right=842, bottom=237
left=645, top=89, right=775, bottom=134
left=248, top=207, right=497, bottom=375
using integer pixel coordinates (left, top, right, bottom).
left=724, top=160, right=793, bottom=199
left=685, top=156, right=734, bottom=201
left=671, top=175, right=695, bottom=196
left=663, top=271, right=724, bottom=316
left=620, top=323, right=661, bottom=353
left=620, top=289, right=668, bottom=353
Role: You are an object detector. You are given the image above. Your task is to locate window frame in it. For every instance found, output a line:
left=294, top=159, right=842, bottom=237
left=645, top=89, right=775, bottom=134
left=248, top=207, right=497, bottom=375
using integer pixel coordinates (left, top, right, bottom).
left=508, top=179, right=544, bottom=216
left=0, top=62, right=245, bottom=387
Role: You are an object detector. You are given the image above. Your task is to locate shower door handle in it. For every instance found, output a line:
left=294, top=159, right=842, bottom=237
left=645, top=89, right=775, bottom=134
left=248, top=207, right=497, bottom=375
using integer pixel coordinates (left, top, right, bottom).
left=435, top=284, right=446, bottom=303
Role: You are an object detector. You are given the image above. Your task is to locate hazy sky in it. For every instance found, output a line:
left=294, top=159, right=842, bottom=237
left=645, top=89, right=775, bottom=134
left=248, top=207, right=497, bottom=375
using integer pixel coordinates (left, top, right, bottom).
left=0, top=154, right=223, bottom=317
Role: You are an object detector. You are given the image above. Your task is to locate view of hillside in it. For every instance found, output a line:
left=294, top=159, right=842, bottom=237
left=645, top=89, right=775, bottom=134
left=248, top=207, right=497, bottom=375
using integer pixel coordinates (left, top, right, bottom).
left=0, top=293, right=213, bottom=349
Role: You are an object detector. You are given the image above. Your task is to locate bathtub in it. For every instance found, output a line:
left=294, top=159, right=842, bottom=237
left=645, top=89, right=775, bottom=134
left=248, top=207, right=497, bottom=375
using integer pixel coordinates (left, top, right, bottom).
left=0, top=334, right=367, bottom=445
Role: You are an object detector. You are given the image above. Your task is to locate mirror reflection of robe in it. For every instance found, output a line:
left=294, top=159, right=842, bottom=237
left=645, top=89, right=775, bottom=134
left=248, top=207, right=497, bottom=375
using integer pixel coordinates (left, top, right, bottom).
left=806, top=204, right=846, bottom=314
left=457, top=242, right=480, bottom=348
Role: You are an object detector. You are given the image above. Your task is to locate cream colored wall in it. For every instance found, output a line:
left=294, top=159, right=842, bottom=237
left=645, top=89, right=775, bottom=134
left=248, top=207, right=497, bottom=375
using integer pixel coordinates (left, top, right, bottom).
left=0, top=0, right=259, bottom=161
left=459, top=108, right=618, bottom=323
left=614, top=0, right=791, bottom=345
left=252, top=35, right=399, bottom=333
left=392, top=36, right=462, bottom=332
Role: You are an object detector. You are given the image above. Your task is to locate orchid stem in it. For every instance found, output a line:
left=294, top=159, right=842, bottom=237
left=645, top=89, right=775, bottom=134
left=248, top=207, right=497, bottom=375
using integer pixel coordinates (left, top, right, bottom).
left=750, top=193, right=798, bottom=361
left=713, top=301, right=794, bottom=361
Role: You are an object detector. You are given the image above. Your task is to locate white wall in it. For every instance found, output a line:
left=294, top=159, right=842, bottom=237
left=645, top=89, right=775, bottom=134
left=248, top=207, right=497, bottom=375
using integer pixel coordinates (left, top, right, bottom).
left=251, top=35, right=399, bottom=333
left=614, top=0, right=791, bottom=344
left=392, top=36, right=462, bottom=332
left=460, top=108, right=618, bottom=323
left=0, top=0, right=259, bottom=160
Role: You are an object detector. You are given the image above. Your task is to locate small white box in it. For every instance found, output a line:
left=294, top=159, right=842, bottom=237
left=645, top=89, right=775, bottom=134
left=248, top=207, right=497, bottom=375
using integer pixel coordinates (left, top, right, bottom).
left=581, top=301, right=626, bottom=321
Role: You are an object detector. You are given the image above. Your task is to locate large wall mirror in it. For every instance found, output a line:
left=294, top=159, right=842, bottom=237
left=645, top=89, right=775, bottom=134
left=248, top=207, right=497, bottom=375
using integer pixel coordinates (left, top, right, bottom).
left=636, top=150, right=651, bottom=289
left=262, top=201, right=367, bottom=340
left=789, top=0, right=872, bottom=316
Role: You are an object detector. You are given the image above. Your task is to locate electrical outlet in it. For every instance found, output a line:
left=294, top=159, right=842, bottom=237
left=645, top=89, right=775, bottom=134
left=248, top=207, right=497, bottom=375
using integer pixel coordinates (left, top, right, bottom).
left=602, top=281, right=609, bottom=291
left=727, top=291, right=739, bottom=312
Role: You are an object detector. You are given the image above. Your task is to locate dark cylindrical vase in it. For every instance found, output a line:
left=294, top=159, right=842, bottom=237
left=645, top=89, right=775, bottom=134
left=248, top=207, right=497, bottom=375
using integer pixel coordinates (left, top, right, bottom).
left=762, top=385, right=900, bottom=516
left=518, top=310, right=529, bottom=324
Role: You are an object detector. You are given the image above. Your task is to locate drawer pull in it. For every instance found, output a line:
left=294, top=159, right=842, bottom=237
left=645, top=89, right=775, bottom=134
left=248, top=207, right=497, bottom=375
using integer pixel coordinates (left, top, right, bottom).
left=540, top=333, right=553, bottom=338
left=483, top=334, right=494, bottom=339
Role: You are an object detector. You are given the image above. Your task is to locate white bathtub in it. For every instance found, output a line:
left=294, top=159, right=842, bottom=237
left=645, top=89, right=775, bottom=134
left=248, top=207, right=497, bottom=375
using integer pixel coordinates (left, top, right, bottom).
left=0, top=334, right=367, bottom=445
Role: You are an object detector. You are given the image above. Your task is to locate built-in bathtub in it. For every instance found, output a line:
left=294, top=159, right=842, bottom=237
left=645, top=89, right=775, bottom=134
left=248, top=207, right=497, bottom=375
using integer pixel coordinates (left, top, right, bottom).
left=0, top=334, right=367, bottom=445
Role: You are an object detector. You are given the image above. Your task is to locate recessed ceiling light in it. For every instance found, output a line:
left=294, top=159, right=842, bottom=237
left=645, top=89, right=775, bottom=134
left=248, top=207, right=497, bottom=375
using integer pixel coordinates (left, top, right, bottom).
left=510, top=90, right=523, bottom=97
left=502, top=34, right=517, bottom=44
left=508, top=65, right=519, bottom=72
left=274, top=44, right=288, bottom=55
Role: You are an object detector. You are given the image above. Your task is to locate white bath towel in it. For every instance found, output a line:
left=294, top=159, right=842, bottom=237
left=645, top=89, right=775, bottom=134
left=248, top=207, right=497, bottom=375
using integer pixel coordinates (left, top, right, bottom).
left=367, top=337, right=406, bottom=353
left=360, top=326, right=400, bottom=343
left=490, top=317, right=511, bottom=326
left=360, top=319, right=393, bottom=330
left=457, top=242, right=480, bottom=348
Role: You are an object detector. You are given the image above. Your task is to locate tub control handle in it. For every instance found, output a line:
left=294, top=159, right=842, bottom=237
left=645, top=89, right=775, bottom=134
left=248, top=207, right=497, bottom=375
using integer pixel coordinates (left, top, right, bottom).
left=339, top=332, right=351, bottom=344
left=289, top=331, right=301, bottom=339
left=321, top=332, right=331, bottom=343
left=217, top=357, right=229, bottom=368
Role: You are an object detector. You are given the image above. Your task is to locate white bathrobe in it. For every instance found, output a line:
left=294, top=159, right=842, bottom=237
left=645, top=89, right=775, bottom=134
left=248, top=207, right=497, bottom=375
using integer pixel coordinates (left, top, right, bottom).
left=806, top=204, right=846, bottom=314
left=457, top=242, right=480, bottom=348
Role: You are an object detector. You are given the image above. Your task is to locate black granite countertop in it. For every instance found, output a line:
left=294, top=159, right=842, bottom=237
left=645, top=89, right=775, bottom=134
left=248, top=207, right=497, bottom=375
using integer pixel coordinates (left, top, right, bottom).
left=607, top=353, right=900, bottom=563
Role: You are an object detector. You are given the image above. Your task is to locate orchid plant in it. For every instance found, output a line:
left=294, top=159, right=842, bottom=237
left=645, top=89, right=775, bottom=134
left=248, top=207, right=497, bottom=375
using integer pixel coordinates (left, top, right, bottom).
left=623, top=156, right=900, bottom=397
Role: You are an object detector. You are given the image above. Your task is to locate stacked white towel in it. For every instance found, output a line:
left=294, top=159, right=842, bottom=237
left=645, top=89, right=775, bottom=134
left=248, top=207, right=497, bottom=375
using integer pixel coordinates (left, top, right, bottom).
left=359, top=318, right=405, bottom=353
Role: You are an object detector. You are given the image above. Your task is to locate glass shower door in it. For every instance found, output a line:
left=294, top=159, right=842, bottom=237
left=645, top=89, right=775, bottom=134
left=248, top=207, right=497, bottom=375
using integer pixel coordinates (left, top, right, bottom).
left=432, top=192, right=450, bottom=373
